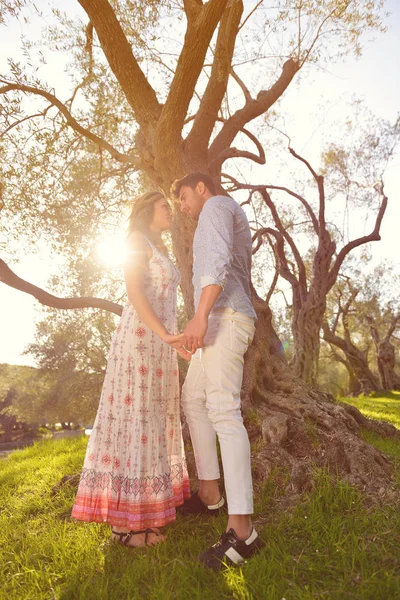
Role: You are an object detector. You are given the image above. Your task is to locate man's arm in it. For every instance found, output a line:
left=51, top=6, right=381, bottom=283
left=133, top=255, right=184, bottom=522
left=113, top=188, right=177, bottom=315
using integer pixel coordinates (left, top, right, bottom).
left=183, top=284, right=222, bottom=352
left=183, top=200, right=234, bottom=353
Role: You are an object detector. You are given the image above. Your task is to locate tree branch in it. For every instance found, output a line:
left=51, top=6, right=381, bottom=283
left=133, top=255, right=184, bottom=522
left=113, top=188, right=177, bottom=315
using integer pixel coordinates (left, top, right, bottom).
left=238, top=0, right=264, bottom=32
left=230, top=68, right=252, bottom=102
left=221, top=175, right=319, bottom=234
left=209, top=57, right=299, bottom=159
left=155, top=0, right=231, bottom=160
left=208, top=144, right=265, bottom=174
left=0, top=259, right=123, bottom=316
left=183, top=0, right=203, bottom=21
left=77, top=0, right=161, bottom=129
left=252, top=227, right=298, bottom=286
left=0, top=111, right=46, bottom=138
left=266, top=267, right=279, bottom=305
left=185, top=0, right=243, bottom=160
left=328, top=183, right=388, bottom=288
left=385, top=314, right=400, bottom=341
left=258, top=188, right=307, bottom=295
left=0, top=83, right=141, bottom=166
left=289, top=146, right=325, bottom=231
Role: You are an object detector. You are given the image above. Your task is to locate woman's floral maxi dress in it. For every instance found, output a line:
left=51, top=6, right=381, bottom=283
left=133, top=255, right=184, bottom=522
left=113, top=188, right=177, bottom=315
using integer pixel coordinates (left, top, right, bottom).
left=72, top=242, right=190, bottom=529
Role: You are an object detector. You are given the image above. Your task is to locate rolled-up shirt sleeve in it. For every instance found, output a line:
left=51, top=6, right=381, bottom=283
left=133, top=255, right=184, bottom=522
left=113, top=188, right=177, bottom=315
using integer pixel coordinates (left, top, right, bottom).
left=197, top=201, right=234, bottom=290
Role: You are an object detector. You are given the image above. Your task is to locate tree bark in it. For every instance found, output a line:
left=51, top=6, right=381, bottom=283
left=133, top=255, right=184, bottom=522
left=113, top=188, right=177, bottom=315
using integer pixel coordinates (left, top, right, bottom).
left=374, top=339, right=400, bottom=391
left=369, top=318, right=400, bottom=391
left=322, top=323, right=380, bottom=394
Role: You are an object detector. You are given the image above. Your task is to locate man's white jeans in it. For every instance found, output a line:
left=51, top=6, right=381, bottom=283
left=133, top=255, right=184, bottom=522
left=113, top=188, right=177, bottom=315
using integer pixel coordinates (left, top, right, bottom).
left=182, top=308, right=256, bottom=515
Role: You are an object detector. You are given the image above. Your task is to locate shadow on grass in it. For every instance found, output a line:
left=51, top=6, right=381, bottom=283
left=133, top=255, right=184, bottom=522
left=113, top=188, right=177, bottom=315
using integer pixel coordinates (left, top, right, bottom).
left=58, top=517, right=253, bottom=600
left=369, top=391, right=400, bottom=400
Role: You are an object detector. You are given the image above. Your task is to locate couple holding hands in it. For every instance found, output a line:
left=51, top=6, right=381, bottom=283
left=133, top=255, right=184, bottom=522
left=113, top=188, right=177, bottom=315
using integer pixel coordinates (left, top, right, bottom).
left=72, top=172, right=264, bottom=570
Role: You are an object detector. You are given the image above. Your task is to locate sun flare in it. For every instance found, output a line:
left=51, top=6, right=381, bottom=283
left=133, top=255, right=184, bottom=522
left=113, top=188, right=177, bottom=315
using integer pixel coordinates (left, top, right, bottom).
left=96, top=233, right=127, bottom=268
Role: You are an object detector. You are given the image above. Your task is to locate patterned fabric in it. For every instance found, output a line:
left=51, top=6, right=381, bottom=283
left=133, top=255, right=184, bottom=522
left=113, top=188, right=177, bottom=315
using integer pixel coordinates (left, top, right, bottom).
left=193, top=195, right=256, bottom=319
left=72, top=241, right=190, bottom=529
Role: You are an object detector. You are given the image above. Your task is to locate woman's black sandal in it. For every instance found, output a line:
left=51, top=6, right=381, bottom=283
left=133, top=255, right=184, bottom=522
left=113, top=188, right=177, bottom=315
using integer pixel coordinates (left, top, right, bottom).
left=111, top=528, right=161, bottom=547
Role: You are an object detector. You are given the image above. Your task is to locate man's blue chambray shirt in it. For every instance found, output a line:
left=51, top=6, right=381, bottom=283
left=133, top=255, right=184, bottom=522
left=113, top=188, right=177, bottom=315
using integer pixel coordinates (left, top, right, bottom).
left=193, top=195, right=257, bottom=320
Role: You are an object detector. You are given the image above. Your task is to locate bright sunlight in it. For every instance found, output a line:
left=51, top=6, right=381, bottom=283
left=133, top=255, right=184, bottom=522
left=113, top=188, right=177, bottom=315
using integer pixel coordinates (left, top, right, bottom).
left=95, top=233, right=128, bottom=268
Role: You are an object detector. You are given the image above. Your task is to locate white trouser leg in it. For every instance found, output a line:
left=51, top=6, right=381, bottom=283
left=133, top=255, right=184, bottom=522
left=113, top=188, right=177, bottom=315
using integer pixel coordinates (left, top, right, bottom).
left=183, top=309, right=255, bottom=515
left=181, top=350, right=220, bottom=480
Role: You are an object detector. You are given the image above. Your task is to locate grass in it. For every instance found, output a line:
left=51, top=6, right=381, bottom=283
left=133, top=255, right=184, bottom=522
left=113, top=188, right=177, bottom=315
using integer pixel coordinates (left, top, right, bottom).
left=1, top=394, right=400, bottom=600
left=339, top=391, right=400, bottom=430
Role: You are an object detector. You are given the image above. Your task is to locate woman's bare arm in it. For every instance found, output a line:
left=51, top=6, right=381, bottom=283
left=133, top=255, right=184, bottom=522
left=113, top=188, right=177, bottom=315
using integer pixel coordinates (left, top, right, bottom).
left=124, top=231, right=181, bottom=344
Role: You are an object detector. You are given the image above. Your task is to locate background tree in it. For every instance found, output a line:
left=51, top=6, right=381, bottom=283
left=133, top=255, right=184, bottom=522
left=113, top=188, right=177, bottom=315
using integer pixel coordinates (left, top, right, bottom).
left=324, top=263, right=400, bottom=393
left=1, top=0, right=398, bottom=497
left=225, top=107, right=399, bottom=384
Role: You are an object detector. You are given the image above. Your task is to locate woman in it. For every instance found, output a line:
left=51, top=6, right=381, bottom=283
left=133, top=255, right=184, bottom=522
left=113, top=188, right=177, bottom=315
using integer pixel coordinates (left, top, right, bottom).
left=72, top=191, right=191, bottom=547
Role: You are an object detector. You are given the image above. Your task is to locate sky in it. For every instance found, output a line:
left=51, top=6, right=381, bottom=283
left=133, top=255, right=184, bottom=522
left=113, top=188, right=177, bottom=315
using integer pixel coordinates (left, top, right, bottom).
left=1, top=0, right=399, bottom=367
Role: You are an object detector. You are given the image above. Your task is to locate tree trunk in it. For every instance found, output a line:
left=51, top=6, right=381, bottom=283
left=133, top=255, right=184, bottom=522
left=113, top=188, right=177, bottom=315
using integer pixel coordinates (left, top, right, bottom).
left=376, top=340, right=400, bottom=391
left=290, top=228, right=335, bottom=386
left=347, top=367, right=362, bottom=397
left=292, top=297, right=326, bottom=386
left=322, top=325, right=381, bottom=395
left=0, top=388, right=17, bottom=443
left=236, top=290, right=397, bottom=498
left=331, top=352, right=362, bottom=396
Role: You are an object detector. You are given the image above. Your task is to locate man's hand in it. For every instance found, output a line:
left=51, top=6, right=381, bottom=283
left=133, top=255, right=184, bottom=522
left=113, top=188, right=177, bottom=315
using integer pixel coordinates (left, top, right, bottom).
left=176, top=346, right=192, bottom=362
left=183, top=314, right=209, bottom=353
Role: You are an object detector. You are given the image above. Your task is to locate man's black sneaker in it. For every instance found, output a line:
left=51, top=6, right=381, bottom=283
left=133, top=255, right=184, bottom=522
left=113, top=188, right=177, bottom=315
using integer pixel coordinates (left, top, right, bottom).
left=177, top=491, right=225, bottom=517
left=198, top=528, right=264, bottom=570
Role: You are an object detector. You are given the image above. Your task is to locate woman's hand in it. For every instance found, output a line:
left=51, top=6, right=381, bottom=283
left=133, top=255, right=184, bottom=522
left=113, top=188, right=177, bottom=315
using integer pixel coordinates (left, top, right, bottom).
left=163, top=332, right=185, bottom=349
left=163, top=333, right=192, bottom=359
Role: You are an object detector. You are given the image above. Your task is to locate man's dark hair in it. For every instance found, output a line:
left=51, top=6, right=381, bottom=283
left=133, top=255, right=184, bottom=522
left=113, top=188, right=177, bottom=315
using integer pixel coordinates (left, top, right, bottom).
left=171, top=172, right=217, bottom=199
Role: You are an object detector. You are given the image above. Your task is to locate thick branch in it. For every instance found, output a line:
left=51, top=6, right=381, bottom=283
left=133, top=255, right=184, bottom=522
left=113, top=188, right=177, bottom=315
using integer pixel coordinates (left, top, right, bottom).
left=156, top=0, right=230, bottom=153
left=208, top=144, right=265, bottom=174
left=342, top=290, right=359, bottom=344
left=386, top=314, right=400, bottom=341
left=365, top=315, right=380, bottom=347
left=0, top=83, right=141, bottom=166
left=328, top=185, right=388, bottom=289
left=183, top=0, right=203, bottom=21
left=259, top=189, right=307, bottom=296
left=0, top=259, right=123, bottom=316
left=289, top=146, right=325, bottom=230
left=266, top=268, right=279, bottom=305
left=77, top=0, right=161, bottom=128
left=222, top=175, right=319, bottom=234
left=185, top=0, right=243, bottom=159
left=267, top=184, right=319, bottom=234
left=209, top=58, right=299, bottom=159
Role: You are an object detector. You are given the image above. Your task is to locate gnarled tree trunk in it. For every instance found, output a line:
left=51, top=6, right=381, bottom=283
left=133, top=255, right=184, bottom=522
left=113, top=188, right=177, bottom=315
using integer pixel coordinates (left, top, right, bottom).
left=369, top=318, right=400, bottom=391
left=322, top=323, right=380, bottom=395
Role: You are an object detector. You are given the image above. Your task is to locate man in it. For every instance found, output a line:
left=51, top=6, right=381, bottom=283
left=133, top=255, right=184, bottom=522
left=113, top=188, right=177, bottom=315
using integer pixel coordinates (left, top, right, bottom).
left=171, top=172, right=264, bottom=570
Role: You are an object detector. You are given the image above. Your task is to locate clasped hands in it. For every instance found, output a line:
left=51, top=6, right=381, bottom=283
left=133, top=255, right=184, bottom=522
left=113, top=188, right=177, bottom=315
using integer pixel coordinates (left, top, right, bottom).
left=163, top=314, right=208, bottom=361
